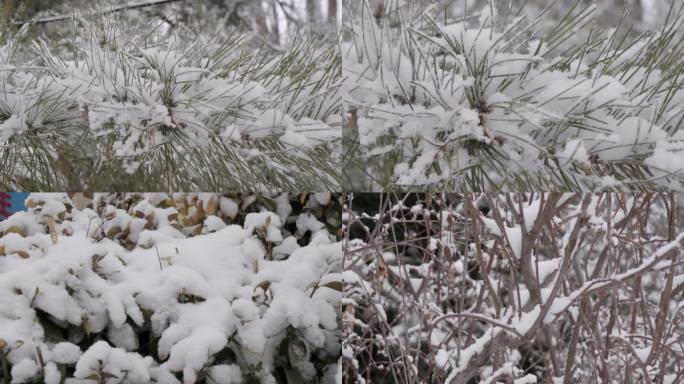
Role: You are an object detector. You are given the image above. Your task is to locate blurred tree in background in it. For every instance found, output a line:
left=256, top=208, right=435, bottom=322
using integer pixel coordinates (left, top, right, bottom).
left=1, top=0, right=341, bottom=46
left=360, top=0, right=669, bottom=31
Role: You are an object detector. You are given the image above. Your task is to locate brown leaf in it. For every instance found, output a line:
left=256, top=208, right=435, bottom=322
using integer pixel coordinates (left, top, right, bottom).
left=320, top=281, right=343, bottom=292
left=4, top=225, right=25, bottom=237
left=46, top=217, right=58, bottom=245
left=145, top=211, right=155, bottom=226
left=181, top=214, right=200, bottom=227
left=195, top=200, right=205, bottom=218
left=99, top=368, right=117, bottom=379
left=178, top=202, right=189, bottom=216
left=255, top=281, right=271, bottom=291
left=106, top=226, right=122, bottom=239
left=206, top=196, right=218, bottom=215
left=191, top=224, right=203, bottom=237
left=16, top=250, right=29, bottom=259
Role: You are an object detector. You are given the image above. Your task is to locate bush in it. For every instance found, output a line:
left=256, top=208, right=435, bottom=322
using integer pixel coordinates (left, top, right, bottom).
left=343, top=192, right=684, bottom=383
left=0, top=192, right=342, bottom=383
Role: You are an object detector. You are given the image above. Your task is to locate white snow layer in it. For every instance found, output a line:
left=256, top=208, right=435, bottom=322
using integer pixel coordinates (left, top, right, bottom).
left=0, top=195, right=342, bottom=384
left=344, top=6, right=684, bottom=189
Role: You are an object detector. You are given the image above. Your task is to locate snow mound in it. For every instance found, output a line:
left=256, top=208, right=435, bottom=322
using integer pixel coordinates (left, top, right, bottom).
left=0, top=193, right=342, bottom=383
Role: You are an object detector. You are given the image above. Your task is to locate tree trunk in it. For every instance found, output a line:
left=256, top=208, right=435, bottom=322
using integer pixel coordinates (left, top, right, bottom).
left=270, top=1, right=281, bottom=45
left=253, top=1, right=270, bottom=40
left=328, top=0, right=338, bottom=24
left=307, top=0, right=320, bottom=25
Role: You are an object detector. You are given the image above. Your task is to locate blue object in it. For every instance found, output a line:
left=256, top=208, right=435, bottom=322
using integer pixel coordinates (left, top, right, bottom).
left=10, top=192, right=29, bottom=213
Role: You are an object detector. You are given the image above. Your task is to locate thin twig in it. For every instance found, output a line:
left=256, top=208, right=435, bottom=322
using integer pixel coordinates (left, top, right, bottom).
left=155, top=245, right=163, bottom=271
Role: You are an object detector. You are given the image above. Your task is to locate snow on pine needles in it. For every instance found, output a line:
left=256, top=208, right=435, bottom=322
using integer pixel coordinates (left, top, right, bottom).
left=0, top=9, right=341, bottom=191
left=0, top=193, right=342, bottom=383
left=343, top=0, right=684, bottom=191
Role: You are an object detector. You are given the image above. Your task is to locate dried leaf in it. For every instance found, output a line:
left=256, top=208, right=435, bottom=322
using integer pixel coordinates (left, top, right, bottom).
left=16, top=250, right=29, bottom=259
left=4, top=225, right=25, bottom=237
left=320, top=281, right=343, bottom=292
left=206, top=196, right=218, bottom=215
left=178, top=289, right=206, bottom=304
left=100, top=371, right=120, bottom=380
left=145, top=211, right=155, bottom=225
left=46, top=217, right=58, bottom=244
left=106, top=226, right=122, bottom=239
left=191, top=224, right=203, bottom=237
left=195, top=200, right=205, bottom=218
left=255, top=281, right=271, bottom=291
left=178, top=203, right=189, bottom=216
left=182, top=214, right=200, bottom=227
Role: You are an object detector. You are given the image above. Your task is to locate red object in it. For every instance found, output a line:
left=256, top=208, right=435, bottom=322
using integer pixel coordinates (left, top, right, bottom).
left=0, top=192, right=11, bottom=219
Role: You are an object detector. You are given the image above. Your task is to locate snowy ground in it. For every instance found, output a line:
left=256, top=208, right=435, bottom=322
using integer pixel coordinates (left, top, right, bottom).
left=0, top=193, right=342, bottom=383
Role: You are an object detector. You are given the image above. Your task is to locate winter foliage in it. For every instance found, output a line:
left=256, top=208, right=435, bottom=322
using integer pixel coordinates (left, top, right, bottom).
left=0, top=192, right=342, bottom=383
left=0, top=1, right=341, bottom=190
left=343, top=0, right=684, bottom=191
left=343, top=193, right=684, bottom=383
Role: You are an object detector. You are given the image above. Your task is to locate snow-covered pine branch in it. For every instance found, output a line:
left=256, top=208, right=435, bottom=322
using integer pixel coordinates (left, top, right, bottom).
left=343, top=0, right=684, bottom=191
left=0, top=4, right=342, bottom=191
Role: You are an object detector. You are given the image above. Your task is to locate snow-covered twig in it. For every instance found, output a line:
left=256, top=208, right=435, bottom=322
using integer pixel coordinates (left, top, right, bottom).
left=344, top=192, right=683, bottom=383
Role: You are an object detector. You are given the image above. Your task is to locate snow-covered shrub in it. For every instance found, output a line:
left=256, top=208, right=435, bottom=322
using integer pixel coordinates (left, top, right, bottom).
left=0, top=6, right=341, bottom=190
left=343, top=193, right=684, bottom=383
left=0, top=192, right=342, bottom=383
left=343, top=0, right=684, bottom=190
